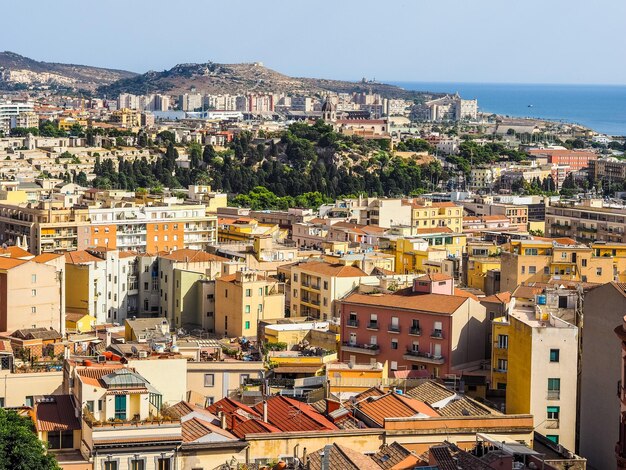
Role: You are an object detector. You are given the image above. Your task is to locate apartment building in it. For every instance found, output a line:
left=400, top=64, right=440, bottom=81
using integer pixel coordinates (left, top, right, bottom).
left=213, top=269, right=285, bottom=338
left=288, top=261, right=376, bottom=320
left=589, top=157, right=626, bottom=187
left=500, top=239, right=614, bottom=292
left=546, top=199, right=626, bottom=243
left=0, top=257, right=62, bottom=333
left=463, top=198, right=529, bottom=232
left=65, top=249, right=139, bottom=325
left=157, top=249, right=226, bottom=327
left=528, top=148, right=598, bottom=171
left=110, top=108, right=142, bottom=128
left=339, top=274, right=487, bottom=377
left=0, top=198, right=217, bottom=254
left=410, top=200, right=463, bottom=232
left=496, top=298, right=578, bottom=450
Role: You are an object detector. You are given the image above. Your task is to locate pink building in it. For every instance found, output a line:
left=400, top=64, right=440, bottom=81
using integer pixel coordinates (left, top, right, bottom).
left=340, top=274, right=487, bottom=377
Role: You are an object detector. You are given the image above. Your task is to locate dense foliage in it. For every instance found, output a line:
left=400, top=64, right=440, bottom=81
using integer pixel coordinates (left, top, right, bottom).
left=447, top=141, right=528, bottom=175
left=91, top=120, right=445, bottom=203
left=0, top=409, right=60, bottom=470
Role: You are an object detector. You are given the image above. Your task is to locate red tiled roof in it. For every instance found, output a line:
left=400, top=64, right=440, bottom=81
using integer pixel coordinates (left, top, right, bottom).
left=76, top=366, right=126, bottom=387
left=296, top=261, right=368, bottom=278
left=0, top=246, right=33, bottom=259
left=481, top=292, right=512, bottom=305
left=32, top=253, right=64, bottom=263
left=34, top=395, right=81, bottom=432
left=182, top=417, right=235, bottom=442
left=416, top=273, right=452, bottom=282
left=65, top=250, right=102, bottom=264
left=159, top=249, right=227, bottom=263
left=231, top=418, right=282, bottom=438
left=252, top=395, right=338, bottom=432
left=453, top=288, right=480, bottom=301
left=355, top=392, right=439, bottom=427
left=343, top=291, right=467, bottom=315
left=0, top=258, right=29, bottom=270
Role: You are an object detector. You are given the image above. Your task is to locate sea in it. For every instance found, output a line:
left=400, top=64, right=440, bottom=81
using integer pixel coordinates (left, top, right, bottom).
left=392, top=81, right=626, bottom=137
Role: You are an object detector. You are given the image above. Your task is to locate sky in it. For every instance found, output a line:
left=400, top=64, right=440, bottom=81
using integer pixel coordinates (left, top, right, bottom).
left=1, top=0, right=626, bottom=85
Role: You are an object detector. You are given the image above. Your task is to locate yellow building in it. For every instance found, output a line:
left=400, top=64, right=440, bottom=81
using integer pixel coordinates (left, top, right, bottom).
left=499, top=303, right=579, bottom=449
left=57, top=116, right=88, bottom=131
left=385, top=231, right=466, bottom=274
left=410, top=200, right=463, bottom=232
left=214, top=270, right=285, bottom=338
left=65, top=311, right=96, bottom=333
left=500, top=239, right=615, bottom=292
left=110, top=108, right=141, bottom=128
left=217, top=217, right=282, bottom=243
left=591, top=242, right=626, bottom=282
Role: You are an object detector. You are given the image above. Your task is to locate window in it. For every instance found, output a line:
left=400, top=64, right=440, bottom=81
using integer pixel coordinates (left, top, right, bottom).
left=258, top=304, right=263, bottom=313
left=224, top=289, right=228, bottom=298
left=245, top=289, right=252, bottom=297
left=582, top=258, right=587, bottom=267
left=497, top=334, right=508, bottom=349
left=204, top=374, right=215, bottom=387
left=31, top=289, right=36, bottom=297
left=205, top=397, right=214, bottom=407
left=548, top=378, right=561, bottom=399
left=104, top=462, right=118, bottom=470
left=31, top=306, right=36, bottom=314
left=528, top=266, right=536, bottom=274
left=240, top=374, right=250, bottom=385
left=25, top=396, right=33, bottom=407
left=31, top=274, right=36, bottom=283
left=157, top=458, right=171, bottom=470
left=258, top=287, right=263, bottom=296
left=545, top=435, right=559, bottom=445
left=390, top=361, right=398, bottom=371
left=245, top=321, right=251, bottom=330
left=561, top=252, right=567, bottom=259
left=293, top=274, right=298, bottom=282
left=597, top=267, right=603, bottom=276
left=521, top=266, right=526, bottom=274
left=144, top=282, right=149, bottom=291
left=547, top=406, right=560, bottom=420
left=524, top=248, right=538, bottom=255
left=130, top=459, right=145, bottom=470
left=497, top=359, right=508, bottom=371
left=370, top=335, right=377, bottom=345
left=550, top=349, right=560, bottom=362
left=323, top=281, right=328, bottom=290
left=86, top=400, right=94, bottom=412
left=114, top=394, right=126, bottom=420
left=544, top=266, right=550, bottom=275
left=245, top=305, right=250, bottom=314
left=391, top=339, right=398, bottom=350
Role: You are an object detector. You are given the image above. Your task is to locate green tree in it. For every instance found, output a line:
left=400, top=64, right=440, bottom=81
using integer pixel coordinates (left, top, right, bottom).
left=0, top=408, right=60, bottom=470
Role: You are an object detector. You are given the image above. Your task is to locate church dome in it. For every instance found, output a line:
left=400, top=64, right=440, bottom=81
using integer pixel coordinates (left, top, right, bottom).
left=321, top=97, right=336, bottom=112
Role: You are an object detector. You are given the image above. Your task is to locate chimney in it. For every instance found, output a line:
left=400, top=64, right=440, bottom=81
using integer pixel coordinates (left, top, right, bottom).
left=262, top=400, right=268, bottom=423
left=218, top=411, right=227, bottom=429
left=105, top=331, right=112, bottom=348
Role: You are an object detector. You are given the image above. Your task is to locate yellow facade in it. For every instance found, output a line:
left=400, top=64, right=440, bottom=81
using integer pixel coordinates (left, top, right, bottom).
left=504, top=317, right=532, bottom=414
left=65, top=264, right=91, bottom=314
left=389, top=234, right=466, bottom=274
left=66, top=313, right=96, bottom=333
left=411, top=202, right=463, bottom=232
left=490, top=317, right=510, bottom=390
left=217, top=218, right=280, bottom=243
left=501, top=239, right=615, bottom=292
left=467, top=257, right=501, bottom=292
left=591, top=242, right=626, bottom=283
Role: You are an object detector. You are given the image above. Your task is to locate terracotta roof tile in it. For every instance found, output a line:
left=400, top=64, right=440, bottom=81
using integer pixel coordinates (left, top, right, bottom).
left=32, top=253, right=64, bottom=263
left=231, top=418, right=281, bottom=438
left=307, top=443, right=381, bottom=470
left=34, top=395, right=81, bottom=432
left=355, top=392, right=438, bottom=427
left=0, top=258, right=29, bottom=270
left=405, top=381, right=455, bottom=404
left=0, top=246, right=33, bottom=259
left=65, top=250, right=102, bottom=264
left=296, top=261, right=368, bottom=278
left=416, top=273, right=452, bottom=282
left=159, top=249, right=227, bottom=263
left=252, top=395, right=338, bottom=432
left=481, top=292, right=512, bottom=305
left=343, top=291, right=467, bottom=315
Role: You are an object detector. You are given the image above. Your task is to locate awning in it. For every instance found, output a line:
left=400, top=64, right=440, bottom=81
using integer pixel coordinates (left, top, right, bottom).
left=476, top=433, right=539, bottom=456
left=272, top=366, right=322, bottom=374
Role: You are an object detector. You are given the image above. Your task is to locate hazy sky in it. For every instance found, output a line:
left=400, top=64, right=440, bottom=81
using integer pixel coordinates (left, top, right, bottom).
left=2, top=0, right=625, bottom=85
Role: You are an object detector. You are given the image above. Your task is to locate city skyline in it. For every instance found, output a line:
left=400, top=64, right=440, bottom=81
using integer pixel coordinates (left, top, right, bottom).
left=1, top=0, right=625, bottom=85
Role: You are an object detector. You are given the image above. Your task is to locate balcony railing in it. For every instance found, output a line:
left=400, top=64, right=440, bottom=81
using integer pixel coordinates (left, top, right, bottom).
left=431, top=330, right=444, bottom=339
left=367, top=322, right=379, bottom=330
left=547, top=390, right=560, bottom=400
left=342, top=341, right=380, bottom=355
left=346, top=319, right=359, bottom=328
left=388, top=324, right=401, bottom=333
left=403, top=349, right=445, bottom=364
left=409, top=327, right=422, bottom=336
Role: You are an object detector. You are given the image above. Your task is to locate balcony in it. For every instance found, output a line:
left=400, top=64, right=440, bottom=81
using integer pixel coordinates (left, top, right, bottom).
left=430, top=330, right=444, bottom=339
left=388, top=324, right=401, bottom=333
left=547, top=390, right=561, bottom=400
left=342, top=341, right=380, bottom=356
left=409, top=327, right=422, bottom=336
left=367, top=322, right=379, bottom=330
left=403, top=349, right=445, bottom=365
left=346, top=319, right=359, bottom=328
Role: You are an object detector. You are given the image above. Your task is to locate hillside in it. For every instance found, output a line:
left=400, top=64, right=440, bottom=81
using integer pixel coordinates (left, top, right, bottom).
left=0, top=51, right=137, bottom=92
left=97, top=61, right=435, bottom=101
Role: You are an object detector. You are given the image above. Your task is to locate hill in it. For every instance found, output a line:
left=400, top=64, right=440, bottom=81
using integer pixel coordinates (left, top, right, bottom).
left=0, top=51, right=137, bottom=92
left=97, top=61, right=435, bottom=101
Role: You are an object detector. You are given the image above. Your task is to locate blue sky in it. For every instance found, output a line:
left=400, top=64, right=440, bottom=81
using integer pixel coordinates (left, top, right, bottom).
left=2, top=0, right=625, bottom=85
